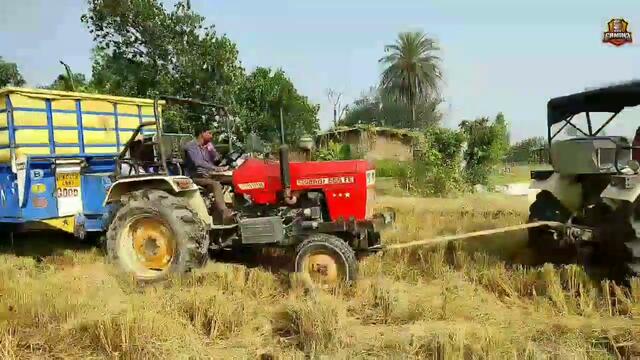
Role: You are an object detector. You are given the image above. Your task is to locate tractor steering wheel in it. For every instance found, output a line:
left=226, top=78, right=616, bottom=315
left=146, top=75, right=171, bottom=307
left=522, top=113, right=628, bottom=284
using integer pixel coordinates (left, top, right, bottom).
left=218, top=146, right=247, bottom=169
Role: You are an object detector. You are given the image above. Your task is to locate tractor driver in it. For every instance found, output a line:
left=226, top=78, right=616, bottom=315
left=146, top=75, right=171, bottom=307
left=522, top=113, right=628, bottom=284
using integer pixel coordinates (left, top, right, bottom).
left=183, top=126, right=234, bottom=223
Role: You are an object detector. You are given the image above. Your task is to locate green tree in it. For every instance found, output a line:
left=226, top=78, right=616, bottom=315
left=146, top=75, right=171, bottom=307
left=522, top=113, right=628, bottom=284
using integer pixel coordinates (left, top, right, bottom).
left=507, top=136, right=547, bottom=163
left=82, top=0, right=244, bottom=104
left=341, top=86, right=442, bottom=129
left=237, top=67, right=319, bottom=145
left=0, top=57, right=26, bottom=87
left=459, top=114, right=510, bottom=186
left=398, top=127, right=467, bottom=196
left=379, top=31, right=442, bottom=128
left=46, top=72, right=91, bottom=92
left=81, top=0, right=317, bottom=143
left=494, top=112, right=509, bottom=145
left=565, top=126, right=579, bottom=137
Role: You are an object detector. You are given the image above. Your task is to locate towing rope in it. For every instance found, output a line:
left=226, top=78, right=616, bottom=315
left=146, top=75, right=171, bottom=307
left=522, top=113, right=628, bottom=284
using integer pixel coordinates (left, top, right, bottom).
left=383, top=221, right=563, bottom=251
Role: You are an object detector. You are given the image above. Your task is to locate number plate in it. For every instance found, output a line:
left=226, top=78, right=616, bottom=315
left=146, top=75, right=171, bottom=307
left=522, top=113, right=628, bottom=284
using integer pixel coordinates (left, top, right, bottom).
left=56, top=173, right=80, bottom=188
left=56, top=173, right=80, bottom=198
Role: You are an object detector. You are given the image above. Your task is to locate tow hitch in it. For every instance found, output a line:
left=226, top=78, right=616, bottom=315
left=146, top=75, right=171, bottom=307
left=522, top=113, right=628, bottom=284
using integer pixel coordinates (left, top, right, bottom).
left=366, top=207, right=396, bottom=251
left=563, top=225, right=595, bottom=243
left=551, top=219, right=596, bottom=245
left=372, top=206, right=396, bottom=229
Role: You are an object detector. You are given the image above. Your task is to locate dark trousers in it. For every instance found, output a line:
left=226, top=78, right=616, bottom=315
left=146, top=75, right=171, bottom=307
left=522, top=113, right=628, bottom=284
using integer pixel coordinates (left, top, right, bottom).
left=192, top=177, right=229, bottom=214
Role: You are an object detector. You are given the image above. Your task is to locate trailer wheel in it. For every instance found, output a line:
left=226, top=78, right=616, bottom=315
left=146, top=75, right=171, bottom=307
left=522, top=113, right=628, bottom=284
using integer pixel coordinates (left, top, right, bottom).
left=294, top=234, right=357, bottom=287
left=527, top=190, right=573, bottom=264
left=106, top=189, right=209, bottom=282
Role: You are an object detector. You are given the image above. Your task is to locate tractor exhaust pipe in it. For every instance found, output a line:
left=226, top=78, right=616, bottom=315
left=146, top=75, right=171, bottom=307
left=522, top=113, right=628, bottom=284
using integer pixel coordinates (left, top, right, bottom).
left=279, top=144, right=297, bottom=205
left=278, top=103, right=296, bottom=205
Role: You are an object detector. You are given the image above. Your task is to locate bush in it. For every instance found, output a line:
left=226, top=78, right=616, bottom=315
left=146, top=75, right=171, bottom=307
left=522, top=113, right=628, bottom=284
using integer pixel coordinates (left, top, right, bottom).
left=313, top=141, right=359, bottom=161
left=397, top=127, right=467, bottom=196
left=375, top=160, right=410, bottom=178
left=459, top=115, right=510, bottom=186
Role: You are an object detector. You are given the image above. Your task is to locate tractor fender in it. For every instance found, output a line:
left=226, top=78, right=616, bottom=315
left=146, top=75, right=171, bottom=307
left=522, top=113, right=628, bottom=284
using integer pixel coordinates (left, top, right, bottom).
left=529, top=172, right=582, bottom=213
left=104, top=176, right=212, bottom=227
left=601, top=182, right=640, bottom=203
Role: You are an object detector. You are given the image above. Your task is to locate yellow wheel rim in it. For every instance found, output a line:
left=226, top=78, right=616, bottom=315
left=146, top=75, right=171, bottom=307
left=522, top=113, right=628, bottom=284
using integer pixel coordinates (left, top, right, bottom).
left=301, top=250, right=344, bottom=286
left=127, top=217, right=175, bottom=272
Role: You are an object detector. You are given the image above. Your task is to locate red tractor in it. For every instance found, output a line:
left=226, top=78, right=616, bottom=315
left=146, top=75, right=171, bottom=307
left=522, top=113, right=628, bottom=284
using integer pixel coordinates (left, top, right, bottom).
left=104, top=96, right=394, bottom=286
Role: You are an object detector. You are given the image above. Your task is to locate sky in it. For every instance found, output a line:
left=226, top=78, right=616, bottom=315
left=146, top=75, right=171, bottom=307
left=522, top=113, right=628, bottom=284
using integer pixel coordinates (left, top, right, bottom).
left=1, top=0, right=639, bottom=142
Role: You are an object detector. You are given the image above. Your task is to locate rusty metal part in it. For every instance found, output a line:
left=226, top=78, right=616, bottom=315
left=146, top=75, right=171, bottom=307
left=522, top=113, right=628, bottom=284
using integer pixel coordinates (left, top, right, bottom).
left=300, top=250, right=342, bottom=285
left=129, top=217, right=175, bottom=271
left=563, top=223, right=595, bottom=244
left=384, top=221, right=563, bottom=251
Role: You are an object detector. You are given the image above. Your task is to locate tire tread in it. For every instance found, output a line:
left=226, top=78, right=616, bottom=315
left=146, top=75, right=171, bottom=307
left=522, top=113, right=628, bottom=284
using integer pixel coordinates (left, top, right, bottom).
left=106, top=189, right=209, bottom=281
left=294, top=233, right=358, bottom=283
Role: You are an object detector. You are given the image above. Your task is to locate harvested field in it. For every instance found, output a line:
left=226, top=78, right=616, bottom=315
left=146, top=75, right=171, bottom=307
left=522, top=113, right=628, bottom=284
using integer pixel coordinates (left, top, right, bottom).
left=1, top=194, right=640, bottom=359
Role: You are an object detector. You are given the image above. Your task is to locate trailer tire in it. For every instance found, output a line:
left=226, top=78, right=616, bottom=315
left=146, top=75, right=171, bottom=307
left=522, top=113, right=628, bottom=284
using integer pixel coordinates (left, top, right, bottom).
left=294, top=234, right=357, bottom=287
left=106, top=189, right=209, bottom=282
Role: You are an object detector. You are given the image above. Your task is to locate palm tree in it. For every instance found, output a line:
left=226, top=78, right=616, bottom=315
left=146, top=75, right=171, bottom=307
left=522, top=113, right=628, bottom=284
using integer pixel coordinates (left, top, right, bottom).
left=379, top=31, right=442, bottom=129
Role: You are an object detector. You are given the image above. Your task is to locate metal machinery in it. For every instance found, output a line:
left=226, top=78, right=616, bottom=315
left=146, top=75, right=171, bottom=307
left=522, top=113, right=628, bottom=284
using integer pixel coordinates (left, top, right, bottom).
left=528, top=81, right=640, bottom=280
left=101, top=96, right=395, bottom=286
left=0, top=87, right=169, bottom=238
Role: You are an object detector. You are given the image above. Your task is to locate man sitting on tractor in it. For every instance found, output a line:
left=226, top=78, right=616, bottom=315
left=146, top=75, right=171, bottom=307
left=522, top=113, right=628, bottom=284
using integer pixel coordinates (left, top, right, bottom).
left=183, top=126, right=234, bottom=223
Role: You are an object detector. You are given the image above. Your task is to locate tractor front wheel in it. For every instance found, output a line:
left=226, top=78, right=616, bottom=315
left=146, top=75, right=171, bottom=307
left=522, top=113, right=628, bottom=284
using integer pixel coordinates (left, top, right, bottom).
left=294, top=234, right=357, bottom=287
left=106, top=189, right=209, bottom=282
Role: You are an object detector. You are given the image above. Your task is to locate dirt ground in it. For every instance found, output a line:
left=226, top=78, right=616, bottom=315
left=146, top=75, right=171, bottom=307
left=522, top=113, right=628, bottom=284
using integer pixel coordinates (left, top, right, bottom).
left=1, top=194, right=640, bottom=359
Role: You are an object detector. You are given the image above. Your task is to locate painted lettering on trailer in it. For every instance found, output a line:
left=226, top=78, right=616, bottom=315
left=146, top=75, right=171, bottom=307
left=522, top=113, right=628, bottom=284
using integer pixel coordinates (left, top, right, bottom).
left=238, top=182, right=265, bottom=190
left=57, top=188, right=80, bottom=198
left=296, top=176, right=355, bottom=187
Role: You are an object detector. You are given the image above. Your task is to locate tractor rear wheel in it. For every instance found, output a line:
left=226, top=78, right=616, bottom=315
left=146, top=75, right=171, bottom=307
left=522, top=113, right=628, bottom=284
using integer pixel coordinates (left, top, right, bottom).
left=621, top=201, right=640, bottom=278
left=106, top=189, right=209, bottom=282
left=294, top=234, right=357, bottom=287
left=583, top=199, right=640, bottom=281
left=527, top=190, right=574, bottom=265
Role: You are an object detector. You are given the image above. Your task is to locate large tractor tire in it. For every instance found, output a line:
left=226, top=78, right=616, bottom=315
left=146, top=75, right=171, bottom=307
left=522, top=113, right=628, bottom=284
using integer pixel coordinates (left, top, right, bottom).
left=106, top=189, right=209, bottom=282
left=527, top=190, right=574, bottom=265
left=581, top=199, right=640, bottom=281
left=620, top=201, right=640, bottom=278
left=294, top=234, right=358, bottom=287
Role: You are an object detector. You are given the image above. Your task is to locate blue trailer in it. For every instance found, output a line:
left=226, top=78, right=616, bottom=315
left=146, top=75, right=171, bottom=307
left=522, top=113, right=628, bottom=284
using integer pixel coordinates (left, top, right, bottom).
left=0, top=87, right=163, bottom=238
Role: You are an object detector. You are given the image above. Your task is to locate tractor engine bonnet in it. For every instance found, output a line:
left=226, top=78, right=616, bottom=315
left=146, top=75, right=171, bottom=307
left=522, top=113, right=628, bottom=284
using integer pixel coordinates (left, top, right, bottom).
left=232, top=158, right=375, bottom=221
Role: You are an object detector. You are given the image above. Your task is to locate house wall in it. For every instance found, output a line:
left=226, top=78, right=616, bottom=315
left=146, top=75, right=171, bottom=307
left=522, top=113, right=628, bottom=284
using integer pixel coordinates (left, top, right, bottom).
left=290, top=149, right=311, bottom=161
left=340, top=132, right=364, bottom=151
left=365, top=135, right=413, bottom=161
left=316, top=130, right=414, bottom=162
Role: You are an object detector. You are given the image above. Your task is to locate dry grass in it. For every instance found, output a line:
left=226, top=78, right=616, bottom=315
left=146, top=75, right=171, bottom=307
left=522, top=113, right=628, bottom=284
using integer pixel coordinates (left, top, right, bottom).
left=1, top=193, right=640, bottom=359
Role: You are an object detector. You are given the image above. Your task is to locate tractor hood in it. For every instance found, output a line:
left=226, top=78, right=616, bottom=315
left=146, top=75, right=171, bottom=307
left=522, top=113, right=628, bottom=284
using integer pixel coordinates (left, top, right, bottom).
left=233, top=158, right=375, bottom=220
